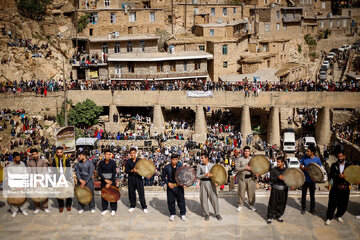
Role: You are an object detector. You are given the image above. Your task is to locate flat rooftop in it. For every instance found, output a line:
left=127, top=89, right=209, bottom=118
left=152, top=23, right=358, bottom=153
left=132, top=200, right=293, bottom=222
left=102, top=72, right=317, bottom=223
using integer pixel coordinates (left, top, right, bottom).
left=74, top=35, right=160, bottom=42
left=196, top=20, right=248, bottom=28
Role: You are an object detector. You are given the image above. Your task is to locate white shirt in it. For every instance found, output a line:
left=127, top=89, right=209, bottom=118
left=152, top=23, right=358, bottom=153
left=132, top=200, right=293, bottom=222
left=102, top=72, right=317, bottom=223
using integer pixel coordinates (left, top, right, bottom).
left=339, top=162, right=345, bottom=174
left=59, top=157, right=64, bottom=174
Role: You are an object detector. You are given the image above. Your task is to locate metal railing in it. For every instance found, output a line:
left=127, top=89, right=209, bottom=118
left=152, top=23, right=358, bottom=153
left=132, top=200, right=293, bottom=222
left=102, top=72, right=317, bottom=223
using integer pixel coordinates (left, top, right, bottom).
left=110, top=71, right=208, bottom=79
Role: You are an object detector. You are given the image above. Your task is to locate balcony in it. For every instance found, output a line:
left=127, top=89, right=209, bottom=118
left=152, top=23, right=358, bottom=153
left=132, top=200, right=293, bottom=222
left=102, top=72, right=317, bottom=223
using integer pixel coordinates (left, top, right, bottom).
left=282, top=16, right=302, bottom=23
left=110, top=71, right=208, bottom=80
left=233, top=30, right=248, bottom=38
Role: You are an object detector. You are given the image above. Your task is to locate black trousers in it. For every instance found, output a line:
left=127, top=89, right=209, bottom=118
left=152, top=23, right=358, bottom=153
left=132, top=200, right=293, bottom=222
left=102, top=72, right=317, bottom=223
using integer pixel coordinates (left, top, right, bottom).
left=267, top=188, right=288, bottom=219
left=57, top=198, right=72, bottom=208
left=301, top=181, right=316, bottom=211
left=326, top=187, right=350, bottom=220
left=167, top=186, right=186, bottom=216
left=128, top=176, right=147, bottom=209
left=101, top=183, right=118, bottom=211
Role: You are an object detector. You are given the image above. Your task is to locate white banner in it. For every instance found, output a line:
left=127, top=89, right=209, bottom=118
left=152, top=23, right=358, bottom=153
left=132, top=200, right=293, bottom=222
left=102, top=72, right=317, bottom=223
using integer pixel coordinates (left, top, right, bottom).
left=186, top=91, right=213, bottom=98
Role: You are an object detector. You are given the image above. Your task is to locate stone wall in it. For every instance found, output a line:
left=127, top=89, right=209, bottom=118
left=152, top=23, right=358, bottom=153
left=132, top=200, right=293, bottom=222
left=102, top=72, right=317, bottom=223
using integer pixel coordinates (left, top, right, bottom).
left=336, top=136, right=360, bottom=164
left=78, top=9, right=165, bottom=37
left=67, top=91, right=360, bottom=108
left=2, top=91, right=360, bottom=115
left=316, top=36, right=358, bottom=53
left=0, top=93, right=64, bottom=115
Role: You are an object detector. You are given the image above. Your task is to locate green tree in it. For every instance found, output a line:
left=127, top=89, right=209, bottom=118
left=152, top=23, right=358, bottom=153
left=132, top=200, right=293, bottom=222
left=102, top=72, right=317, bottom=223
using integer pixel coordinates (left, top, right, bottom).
left=77, top=14, right=90, bottom=33
left=68, top=99, right=103, bottom=128
left=17, top=0, right=52, bottom=19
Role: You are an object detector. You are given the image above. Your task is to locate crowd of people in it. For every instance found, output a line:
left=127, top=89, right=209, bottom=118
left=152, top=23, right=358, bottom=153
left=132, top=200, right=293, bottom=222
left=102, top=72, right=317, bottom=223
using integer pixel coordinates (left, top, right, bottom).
left=0, top=109, right=58, bottom=163
left=0, top=79, right=64, bottom=95
left=1, top=78, right=360, bottom=94
left=332, top=122, right=360, bottom=147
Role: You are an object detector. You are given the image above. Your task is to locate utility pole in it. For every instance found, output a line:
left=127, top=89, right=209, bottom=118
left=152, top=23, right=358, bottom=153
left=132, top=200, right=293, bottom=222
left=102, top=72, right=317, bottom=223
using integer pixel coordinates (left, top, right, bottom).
left=63, top=57, right=68, bottom=127
left=171, top=0, right=174, bottom=34
left=75, top=0, right=79, bottom=52
left=184, top=0, right=187, bottom=31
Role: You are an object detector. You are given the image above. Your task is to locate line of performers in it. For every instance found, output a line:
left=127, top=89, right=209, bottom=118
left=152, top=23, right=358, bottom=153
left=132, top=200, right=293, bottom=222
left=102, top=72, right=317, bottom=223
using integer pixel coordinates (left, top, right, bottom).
left=6, top=145, right=357, bottom=226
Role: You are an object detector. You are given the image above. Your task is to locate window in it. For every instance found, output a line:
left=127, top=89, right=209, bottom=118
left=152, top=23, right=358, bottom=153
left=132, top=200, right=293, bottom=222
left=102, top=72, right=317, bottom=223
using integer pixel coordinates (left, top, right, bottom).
left=248, top=23, right=252, bottom=31
left=276, top=23, right=280, bottom=30
left=233, top=8, right=237, bottom=14
left=265, top=23, right=270, bottom=31
left=211, top=8, right=215, bottom=16
left=321, top=2, right=325, bottom=8
left=140, top=41, right=145, bottom=52
left=283, top=43, right=285, bottom=51
left=329, top=20, right=333, bottom=28
left=209, top=29, right=214, bottom=36
left=320, top=20, right=324, bottom=28
left=157, top=62, right=163, bottom=72
left=127, top=41, right=132, bottom=52
left=199, top=45, right=205, bottom=51
left=194, top=8, right=199, bottom=14
left=115, top=64, right=121, bottom=75
left=168, top=15, right=172, bottom=23
left=265, top=0, right=268, bottom=4
left=150, top=12, right=155, bottom=22
left=102, top=43, right=108, bottom=54
left=170, top=62, right=176, bottom=72
left=195, top=60, right=201, bottom=70
left=222, top=45, right=228, bottom=55
left=337, top=20, right=340, bottom=27
left=89, top=28, right=93, bottom=36
left=276, top=0, right=280, bottom=3
left=283, top=24, right=287, bottom=30
left=128, top=27, right=133, bottom=34
left=128, top=63, right=134, bottom=73
left=105, top=0, right=110, bottom=7
left=263, top=44, right=268, bottom=52
left=223, top=61, right=228, bottom=68
left=89, top=13, right=98, bottom=24
left=129, top=12, right=136, bottom=22
left=276, top=11, right=280, bottom=20
left=110, top=13, right=116, bottom=23
left=223, top=8, right=227, bottom=17
left=184, top=61, right=187, bottom=72
left=114, top=42, right=120, bottom=53
left=343, top=19, right=347, bottom=27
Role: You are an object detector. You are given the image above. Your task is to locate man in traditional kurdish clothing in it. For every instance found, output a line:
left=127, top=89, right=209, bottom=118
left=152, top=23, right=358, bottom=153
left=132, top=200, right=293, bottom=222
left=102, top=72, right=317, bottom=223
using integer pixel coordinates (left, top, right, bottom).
left=196, top=151, right=222, bottom=221
left=52, top=146, right=72, bottom=213
left=75, top=150, right=95, bottom=214
left=98, top=149, right=117, bottom=216
left=266, top=156, right=288, bottom=224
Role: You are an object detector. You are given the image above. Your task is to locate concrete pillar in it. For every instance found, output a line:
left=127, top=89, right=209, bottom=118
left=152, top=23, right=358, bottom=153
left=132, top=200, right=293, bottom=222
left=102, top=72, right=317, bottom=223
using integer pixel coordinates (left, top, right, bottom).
left=192, top=105, right=207, bottom=143
left=109, top=104, right=117, bottom=123
left=316, top=107, right=331, bottom=146
left=151, top=105, right=165, bottom=134
left=240, top=105, right=252, bottom=140
left=267, top=106, right=281, bottom=146
left=71, top=68, right=77, bottom=80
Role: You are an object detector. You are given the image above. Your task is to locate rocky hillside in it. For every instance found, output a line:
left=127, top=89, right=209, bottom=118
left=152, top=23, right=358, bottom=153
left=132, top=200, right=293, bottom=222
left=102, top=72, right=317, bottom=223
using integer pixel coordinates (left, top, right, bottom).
left=0, top=0, right=75, bottom=82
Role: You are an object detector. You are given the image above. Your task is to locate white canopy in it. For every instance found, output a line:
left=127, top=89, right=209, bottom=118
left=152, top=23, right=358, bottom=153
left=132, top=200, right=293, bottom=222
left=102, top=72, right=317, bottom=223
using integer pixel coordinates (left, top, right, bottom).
left=76, top=138, right=99, bottom=146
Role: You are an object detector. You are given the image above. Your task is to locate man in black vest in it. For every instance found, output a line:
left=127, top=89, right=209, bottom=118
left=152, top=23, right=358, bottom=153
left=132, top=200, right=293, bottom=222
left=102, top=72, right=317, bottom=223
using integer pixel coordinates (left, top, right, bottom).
left=325, top=151, right=351, bottom=225
left=162, top=154, right=186, bottom=221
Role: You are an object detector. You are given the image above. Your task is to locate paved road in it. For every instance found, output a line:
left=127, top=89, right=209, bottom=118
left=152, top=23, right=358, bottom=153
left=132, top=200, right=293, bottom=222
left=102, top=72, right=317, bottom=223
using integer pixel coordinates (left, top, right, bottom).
left=0, top=194, right=359, bottom=240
